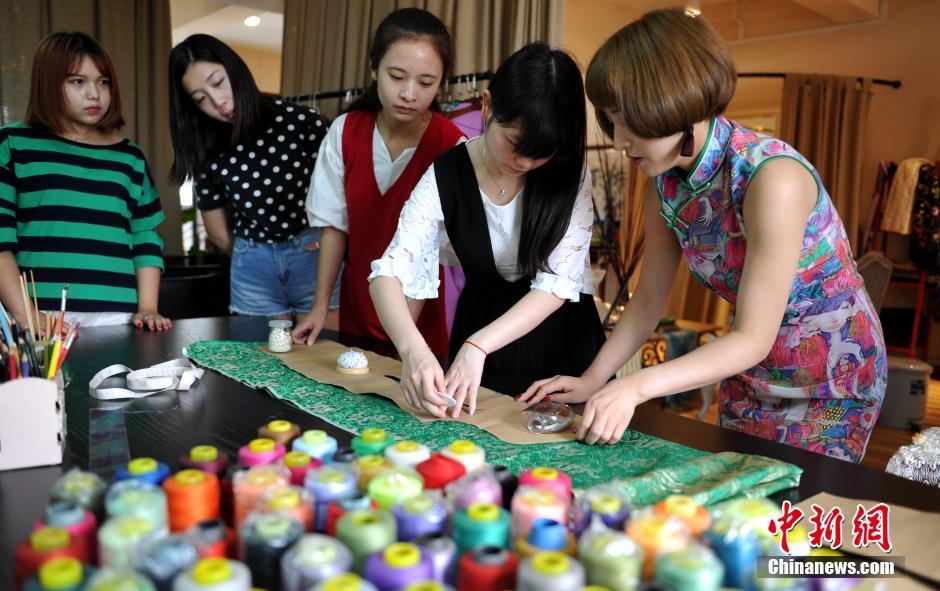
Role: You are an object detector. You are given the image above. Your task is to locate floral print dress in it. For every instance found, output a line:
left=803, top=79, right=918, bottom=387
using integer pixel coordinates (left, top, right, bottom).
left=656, top=116, right=887, bottom=463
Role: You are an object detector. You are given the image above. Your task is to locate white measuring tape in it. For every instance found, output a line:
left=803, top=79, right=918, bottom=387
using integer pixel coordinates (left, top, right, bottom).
left=89, top=359, right=204, bottom=400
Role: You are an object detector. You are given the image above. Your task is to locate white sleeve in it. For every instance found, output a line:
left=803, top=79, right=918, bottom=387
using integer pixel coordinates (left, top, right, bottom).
left=368, top=165, right=445, bottom=299
left=530, top=169, right=594, bottom=302
left=306, top=114, right=348, bottom=232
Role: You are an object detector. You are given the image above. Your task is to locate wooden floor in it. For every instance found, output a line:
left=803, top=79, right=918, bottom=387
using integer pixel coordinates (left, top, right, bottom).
left=672, top=380, right=940, bottom=470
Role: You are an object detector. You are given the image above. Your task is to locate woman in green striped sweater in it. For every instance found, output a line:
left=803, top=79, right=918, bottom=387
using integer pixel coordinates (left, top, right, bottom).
left=0, top=32, right=171, bottom=330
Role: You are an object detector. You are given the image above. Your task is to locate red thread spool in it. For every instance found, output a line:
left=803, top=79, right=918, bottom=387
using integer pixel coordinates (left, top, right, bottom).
left=179, top=445, right=230, bottom=476
left=164, top=469, right=221, bottom=532
left=415, top=453, right=466, bottom=490
left=188, top=518, right=236, bottom=558
left=233, top=465, right=290, bottom=530
left=220, top=464, right=247, bottom=527
left=34, top=502, right=98, bottom=565
left=283, top=450, right=322, bottom=486
left=258, top=420, right=302, bottom=447
left=457, top=546, right=517, bottom=591
left=14, top=527, right=88, bottom=588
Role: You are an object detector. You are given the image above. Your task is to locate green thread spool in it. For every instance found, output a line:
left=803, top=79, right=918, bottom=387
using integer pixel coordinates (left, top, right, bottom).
left=98, top=515, right=162, bottom=570
left=452, top=503, right=510, bottom=557
left=578, top=529, right=643, bottom=591
left=654, top=543, right=724, bottom=591
left=85, top=568, right=157, bottom=591
left=351, top=429, right=393, bottom=457
left=336, top=510, right=397, bottom=574
left=367, top=468, right=424, bottom=510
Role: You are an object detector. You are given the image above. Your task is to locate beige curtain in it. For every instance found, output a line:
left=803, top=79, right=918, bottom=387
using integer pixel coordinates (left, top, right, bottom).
left=780, top=73, right=873, bottom=252
left=0, top=0, right=180, bottom=255
left=281, top=0, right=565, bottom=119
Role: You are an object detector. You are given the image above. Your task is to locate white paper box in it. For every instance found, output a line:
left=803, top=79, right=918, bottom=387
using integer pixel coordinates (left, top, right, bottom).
left=0, top=375, right=65, bottom=470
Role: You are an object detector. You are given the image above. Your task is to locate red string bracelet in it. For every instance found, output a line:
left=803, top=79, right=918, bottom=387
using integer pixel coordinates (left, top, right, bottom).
left=465, top=339, right=488, bottom=356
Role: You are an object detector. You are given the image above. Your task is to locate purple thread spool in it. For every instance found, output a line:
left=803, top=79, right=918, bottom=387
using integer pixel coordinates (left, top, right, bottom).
left=393, top=493, right=448, bottom=541
left=445, top=468, right=502, bottom=512
left=305, top=466, right=357, bottom=532
left=414, top=532, right=457, bottom=585
left=573, top=490, right=631, bottom=536
left=238, top=438, right=287, bottom=467
left=364, top=542, right=434, bottom=591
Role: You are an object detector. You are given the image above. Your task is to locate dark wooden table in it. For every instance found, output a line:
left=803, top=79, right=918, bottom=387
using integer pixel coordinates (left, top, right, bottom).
left=2, top=316, right=938, bottom=588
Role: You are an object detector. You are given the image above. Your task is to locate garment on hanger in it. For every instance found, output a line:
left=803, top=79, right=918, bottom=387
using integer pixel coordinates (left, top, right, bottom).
left=881, top=157, right=932, bottom=234
left=909, top=163, right=940, bottom=272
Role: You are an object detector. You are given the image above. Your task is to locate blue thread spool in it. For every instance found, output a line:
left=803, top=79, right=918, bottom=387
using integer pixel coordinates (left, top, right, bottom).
left=654, top=543, right=724, bottom=591
left=114, top=457, right=172, bottom=486
left=104, top=479, right=169, bottom=532
left=701, top=511, right=760, bottom=589
left=517, top=552, right=585, bottom=591
left=333, top=447, right=358, bottom=469
left=515, top=519, right=578, bottom=559
left=294, top=430, right=339, bottom=463
left=280, top=533, right=353, bottom=591
left=136, top=534, right=199, bottom=591
left=364, top=542, right=434, bottom=591
left=22, top=557, right=94, bottom=591
left=305, top=466, right=358, bottom=532
left=452, top=503, right=511, bottom=558
left=393, top=493, right=448, bottom=541
left=413, top=532, right=457, bottom=585
left=240, top=512, right=304, bottom=590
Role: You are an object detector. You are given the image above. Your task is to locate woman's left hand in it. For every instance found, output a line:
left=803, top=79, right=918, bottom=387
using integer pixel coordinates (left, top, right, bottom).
left=578, top=377, right=641, bottom=445
left=133, top=309, right=173, bottom=331
left=444, top=342, right=486, bottom=417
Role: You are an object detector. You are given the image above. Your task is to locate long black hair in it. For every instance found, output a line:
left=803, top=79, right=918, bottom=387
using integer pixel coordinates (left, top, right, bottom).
left=488, top=43, right=587, bottom=278
left=168, top=34, right=271, bottom=186
left=346, top=8, right=453, bottom=113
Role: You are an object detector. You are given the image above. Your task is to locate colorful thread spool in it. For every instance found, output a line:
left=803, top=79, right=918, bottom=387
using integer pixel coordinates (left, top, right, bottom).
left=164, top=469, right=221, bottom=532
left=625, top=513, right=691, bottom=581
left=22, top=556, right=93, bottom=591
left=114, top=457, right=172, bottom=486
left=654, top=543, right=724, bottom=591
left=578, top=528, right=644, bottom=591
left=178, top=445, right=230, bottom=477
left=368, top=467, right=424, bottom=510
left=336, top=510, right=397, bottom=574
left=186, top=518, right=234, bottom=559
left=280, top=533, right=354, bottom=591
left=36, top=501, right=98, bottom=565
left=98, top=515, right=161, bottom=570
left=413, top=532, right=457, bottom=585
left=105, top=479, right=169, bottom=532
left=364, top=542, right=434, bottom=591
left=515, top=519, right=578, bottom=559
left=305, top=466, right=358, bottom=532
left=352, top=429, right=394, bottom=457
left=491, top=466, right=517, bottom=510
left=415, top=454, right=466, bottom=490
left=714, top=497, right=779, bottom=544
left=237, top=437, right=286, bottom=467
left=355, top=455, right=394, bottom=491
left=456, top=546, right=517, bottom=591
left=574, top=490, right=631, bottom=536
left=260, top=486, right=315, bottom=532
left=259, top=419, right=302, bottom=447
left=439, top=440, right=485, bottom=473
left=384, top=441, right=431, bottom=469
left=86, top=568, right=157, bottom=591
left=333, top=447, right=358, bottom=468
left=517, top=551, right=586, bottom=591
left=445, top=467, right=502, bottom=512
left=701, top=510, right=760, bottom=589
left=15, top=527, right=88, bottom=588
left=284, top=450, right=322, bottom=486
left=452, top=503, right=511, bottom=557
left=232, top=464, right=290, bottom=530
left=654, top=495, right=711, bottom=537
left=50, top=468, right=107, bottom=517
left=509, top=487, right=568, bottom=542
left=403, top=583, right=454, bottom=591
left=312, top=573, right=379, bottom=591
left=172, top=557, right=252, bottom=591
left=327, top=493, right=376, bottom=537
left=136, top=534, right=199, bottom=591
left=518, top=467, right=572, bottom=503
left=393, top=492, right=448, bottom=541
left=240, top=512, right=304, bottom=590
left=294, top=429, right=339, bottom=463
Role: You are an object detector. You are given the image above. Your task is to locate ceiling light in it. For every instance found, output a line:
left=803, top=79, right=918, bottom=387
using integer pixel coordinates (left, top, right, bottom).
left=685, top=6, right=702, bottom=17
left=244, top=15, right=261, bottom=27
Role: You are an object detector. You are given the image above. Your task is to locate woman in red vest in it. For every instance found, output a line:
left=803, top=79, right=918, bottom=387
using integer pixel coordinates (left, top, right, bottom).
left=292, top=8, right=463, bottom=354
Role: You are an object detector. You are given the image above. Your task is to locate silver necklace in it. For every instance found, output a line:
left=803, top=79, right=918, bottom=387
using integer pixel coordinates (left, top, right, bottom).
left=477, top=137, right=519, bottom=203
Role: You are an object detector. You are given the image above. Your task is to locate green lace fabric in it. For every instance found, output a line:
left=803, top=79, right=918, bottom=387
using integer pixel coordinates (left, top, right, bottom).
left=187, top=341, right=801, bottom=504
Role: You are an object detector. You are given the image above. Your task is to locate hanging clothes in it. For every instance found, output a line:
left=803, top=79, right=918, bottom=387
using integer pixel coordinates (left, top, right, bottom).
left=880, top=157, right=932, bottom=235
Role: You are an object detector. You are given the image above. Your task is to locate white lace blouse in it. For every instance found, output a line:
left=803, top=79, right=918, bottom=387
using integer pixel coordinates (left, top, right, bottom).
left=368, top=163, right=595, bottom=302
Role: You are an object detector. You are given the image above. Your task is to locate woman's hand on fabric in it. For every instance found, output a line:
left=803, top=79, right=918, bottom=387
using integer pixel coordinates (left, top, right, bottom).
left=400, top=344, right=449, bottom=418
left=577, top=377, right=641, bottom=445
left=133, top=309, right=173, bottom=331
left=292, top=303, right=328, bottom=345
left=516, top=374, right=600, bottom=405
left=444, top=342, right=486, bottom=417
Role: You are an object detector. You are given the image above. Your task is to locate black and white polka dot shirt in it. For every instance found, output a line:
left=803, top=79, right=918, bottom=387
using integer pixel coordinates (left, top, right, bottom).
left=194, top=99, right=328, bottom=243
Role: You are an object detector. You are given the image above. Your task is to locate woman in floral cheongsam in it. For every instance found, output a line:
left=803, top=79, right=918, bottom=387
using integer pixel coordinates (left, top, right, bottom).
left=519, top=8, right=886, bottom=463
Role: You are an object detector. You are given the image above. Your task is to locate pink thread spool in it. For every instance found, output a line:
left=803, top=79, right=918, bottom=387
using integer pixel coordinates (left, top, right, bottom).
left=238, top=438, right=286, bottom=467
left=518, top=468, right=572, bottom=503
left=510, top=486, right=569, bottom=542
left=233, top=465, right=290, bottom=531
left=34, top=502, right=98, bottom=565
left=179, top=445, right=231, bottom=477
left=445, top=467, right=502, bottom=512
left=284, top=451, right=323, bottom=486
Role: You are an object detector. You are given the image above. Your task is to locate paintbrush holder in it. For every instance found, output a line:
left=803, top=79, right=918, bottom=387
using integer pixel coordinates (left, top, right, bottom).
left=0, top=374, right=66, bottom=470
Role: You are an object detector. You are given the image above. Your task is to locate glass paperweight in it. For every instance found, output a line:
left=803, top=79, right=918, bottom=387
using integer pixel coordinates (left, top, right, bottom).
left=523, top=400, right=575, bottom=434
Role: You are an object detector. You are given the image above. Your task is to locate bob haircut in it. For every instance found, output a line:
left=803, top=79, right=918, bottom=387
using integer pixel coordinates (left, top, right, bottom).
left=347, top=7, right=453, bottom=113
left=168, top=34, right=269, bottom=185
left=585, top=7, right=736, bottom=139
left=26, top=31, right=125, bottom=135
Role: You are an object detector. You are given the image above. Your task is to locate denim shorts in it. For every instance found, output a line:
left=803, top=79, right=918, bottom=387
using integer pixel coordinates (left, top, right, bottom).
left=229, top=227, right=341, bottom=316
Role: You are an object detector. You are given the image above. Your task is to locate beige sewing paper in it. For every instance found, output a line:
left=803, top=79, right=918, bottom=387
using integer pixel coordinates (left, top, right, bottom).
left=261, top=340, right=579, bottom=445
left=797, top=492, right=940, bottom=586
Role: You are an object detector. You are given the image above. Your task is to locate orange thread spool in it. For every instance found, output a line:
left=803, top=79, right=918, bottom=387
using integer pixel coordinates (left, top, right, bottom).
left=261, top=486, right=315, bottom=532
left=233, top=465, right=290, bottom=531
left=164, top=469, right=221, bottom=532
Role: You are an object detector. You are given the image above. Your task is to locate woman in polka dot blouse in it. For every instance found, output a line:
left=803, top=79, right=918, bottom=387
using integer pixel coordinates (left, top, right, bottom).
left=168, top=34, right=337, bottom=318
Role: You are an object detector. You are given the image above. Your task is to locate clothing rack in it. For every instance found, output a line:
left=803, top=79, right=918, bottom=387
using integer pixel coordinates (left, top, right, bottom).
left=281, top=70, right=494, bottom=104
left=739, top=72, right=901, bottom=89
